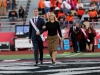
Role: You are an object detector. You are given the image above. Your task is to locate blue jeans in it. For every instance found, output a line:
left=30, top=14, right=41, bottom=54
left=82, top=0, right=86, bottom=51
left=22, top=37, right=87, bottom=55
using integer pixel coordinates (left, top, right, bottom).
left=7, top=4, right=11, bottom=10
left=62, top=8, right=70, bottom=15
left=12, top=3, right=16, bottom=9
left=44, top=7, right=50, bottom=13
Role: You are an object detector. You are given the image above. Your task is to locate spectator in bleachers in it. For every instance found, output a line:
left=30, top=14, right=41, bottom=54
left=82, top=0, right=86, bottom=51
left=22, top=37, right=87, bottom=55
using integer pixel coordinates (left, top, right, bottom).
left=74, top=0, right=78, bottom=5
left=44, top=0, right=51, bottom=19
left=66, top=13, right=74, bottom=26
left=12, top=0, right=16, bottom=9
left=18, top=6, right=24, bottom=20
left=0, top=0, right=7, bottom=16
left=58, top=9, right=65, bottom=20
left=6, top=0, right=11, bottom=10
left=8, top=9, right=18, bottom=22
left=57, top=0, right=62, bottom=3
left=44, top=0, right=50, bottom=14
left=50, top=0, right=56, bottom=11
left=89, top=2, right=97, bottom=10
left=97, top=6, right=100, bottom=18
left=58, top=10, right=65, bottom=27
left=90, top=0, right=99, bottom=5
left=54, top=7, right=60, bottom=17
left=68, top=0, right=76, bottom=10
left=81, top=10, right=90, bottom=23
left=38, top=0, right=45, bottom=15
left=61, top=0, right=71, bottom=14
left=88, top=8, right=98, bottom=22
left=76, top=0, right=83, bottom=9
left=56, top=1, right=62, bottom=8
left=76, top=7, right=85, bottom=19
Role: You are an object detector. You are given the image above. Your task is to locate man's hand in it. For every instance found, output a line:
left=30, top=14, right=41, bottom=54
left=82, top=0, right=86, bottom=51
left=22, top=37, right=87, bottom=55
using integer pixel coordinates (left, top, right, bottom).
left=29, top=39, right=31, bottom=44
left=36, top=32, right=40, bottom=35
left=42, top=25, right=46, bottom=29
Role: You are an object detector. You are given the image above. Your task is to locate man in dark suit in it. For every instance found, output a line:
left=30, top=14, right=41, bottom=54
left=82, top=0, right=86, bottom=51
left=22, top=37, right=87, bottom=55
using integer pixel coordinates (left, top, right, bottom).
left=29, top=8, right=45, bottom=66
left=69, top=23, right=80, bottom=53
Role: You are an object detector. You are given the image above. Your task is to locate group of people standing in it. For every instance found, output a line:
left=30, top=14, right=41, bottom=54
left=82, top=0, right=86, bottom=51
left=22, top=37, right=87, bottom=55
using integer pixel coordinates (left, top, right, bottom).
left=69, top=23, right=96, bottom=53
left=29, top=8, right=96, bottom=66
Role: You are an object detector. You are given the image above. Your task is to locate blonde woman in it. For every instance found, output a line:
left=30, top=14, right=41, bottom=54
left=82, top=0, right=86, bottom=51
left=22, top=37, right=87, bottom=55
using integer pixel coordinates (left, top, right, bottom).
left=45, top=12, right=62, bottom=66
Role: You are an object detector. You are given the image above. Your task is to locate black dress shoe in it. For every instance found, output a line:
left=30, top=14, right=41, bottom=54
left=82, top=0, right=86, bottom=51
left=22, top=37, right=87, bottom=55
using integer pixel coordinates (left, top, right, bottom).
left=40, top=61, right=43, bottom=65
left=34, top=63, right=38, bottom=66
left=52, top=62, right=56, bottom=66
left=51, top=59, right=53, bottom=63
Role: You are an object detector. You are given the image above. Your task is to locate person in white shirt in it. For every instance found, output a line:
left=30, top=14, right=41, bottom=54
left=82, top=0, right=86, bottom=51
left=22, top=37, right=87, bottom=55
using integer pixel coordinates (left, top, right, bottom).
left=76, top=1, right=83, bottom=9
left=61, top=1, right=71, bottom=14
left=44, top=0, right=50, bottom=14
left=81, top=10, right=90, bottom=22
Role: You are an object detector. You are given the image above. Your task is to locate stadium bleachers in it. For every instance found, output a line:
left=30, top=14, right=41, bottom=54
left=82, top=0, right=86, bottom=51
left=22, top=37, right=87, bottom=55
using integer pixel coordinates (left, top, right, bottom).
left=0, top=0, right=30, bottom=31
left=26, top=0, right=40, bottom=24
left=0, top=0, right=100, bottom=32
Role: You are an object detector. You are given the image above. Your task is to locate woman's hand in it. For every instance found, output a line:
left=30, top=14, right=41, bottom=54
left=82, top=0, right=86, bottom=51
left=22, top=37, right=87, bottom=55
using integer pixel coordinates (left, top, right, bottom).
left=42, top=25, right=46, bottom=29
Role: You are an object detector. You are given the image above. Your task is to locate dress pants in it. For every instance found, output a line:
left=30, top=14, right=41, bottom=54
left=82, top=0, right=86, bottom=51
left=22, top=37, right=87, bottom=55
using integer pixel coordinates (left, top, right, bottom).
left=79, top=39, right=86, bottom=52
left=72, top=39, right=78, bottom=52
left=32, top=39, right=43, bottom=63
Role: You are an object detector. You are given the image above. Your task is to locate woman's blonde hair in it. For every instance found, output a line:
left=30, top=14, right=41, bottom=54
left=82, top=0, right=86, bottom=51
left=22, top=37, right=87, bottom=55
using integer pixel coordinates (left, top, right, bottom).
left=48, top=12, right=58, bottom=22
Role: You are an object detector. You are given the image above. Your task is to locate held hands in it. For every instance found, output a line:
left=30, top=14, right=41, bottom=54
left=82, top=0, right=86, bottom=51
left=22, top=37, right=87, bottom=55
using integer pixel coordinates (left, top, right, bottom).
left=87, top=39, right=90, bottom=42
left=60, top=37, right=64, bottom=41
left=42, top=25, right=46, bottom=29
left=36, top=32, right=40, bottom=35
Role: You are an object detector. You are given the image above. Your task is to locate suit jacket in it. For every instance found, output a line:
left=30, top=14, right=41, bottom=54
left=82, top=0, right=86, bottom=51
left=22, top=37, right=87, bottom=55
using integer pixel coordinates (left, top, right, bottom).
left=78, top=28, right=87, bottom=42
left=29, top=17, right=45, bottom=41
left=69, top=26, right=80, bottom=40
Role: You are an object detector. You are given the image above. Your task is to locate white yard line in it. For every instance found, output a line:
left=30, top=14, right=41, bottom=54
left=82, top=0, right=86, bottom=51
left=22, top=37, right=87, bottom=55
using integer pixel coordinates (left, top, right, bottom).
left=66, top=53, right=81, bottom=57
left=35, top=66, right=100, bottom=73
left=48, top=70, right=100, bottom=75
left=2, top=59, right=20, bottom=62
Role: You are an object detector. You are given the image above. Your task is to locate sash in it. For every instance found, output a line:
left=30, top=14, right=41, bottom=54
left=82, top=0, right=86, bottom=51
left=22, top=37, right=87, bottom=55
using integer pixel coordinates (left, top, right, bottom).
left=30, top=19, right=45, bottom=41
left=81, top=28, right=87, bottom=37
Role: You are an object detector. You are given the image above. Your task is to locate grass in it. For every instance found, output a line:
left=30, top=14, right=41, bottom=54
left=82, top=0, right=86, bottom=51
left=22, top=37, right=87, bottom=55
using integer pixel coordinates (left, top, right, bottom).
left=0, top=52, right=100, bottom=60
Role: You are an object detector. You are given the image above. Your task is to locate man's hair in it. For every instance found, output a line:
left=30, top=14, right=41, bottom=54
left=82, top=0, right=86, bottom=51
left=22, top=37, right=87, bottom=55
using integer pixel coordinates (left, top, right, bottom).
left=33, top=8, right=38, bottom=11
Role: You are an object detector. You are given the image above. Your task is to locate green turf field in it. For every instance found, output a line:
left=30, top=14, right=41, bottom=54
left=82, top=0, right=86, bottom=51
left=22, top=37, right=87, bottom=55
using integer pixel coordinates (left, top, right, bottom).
left=0, top=52, right=100, bottom=60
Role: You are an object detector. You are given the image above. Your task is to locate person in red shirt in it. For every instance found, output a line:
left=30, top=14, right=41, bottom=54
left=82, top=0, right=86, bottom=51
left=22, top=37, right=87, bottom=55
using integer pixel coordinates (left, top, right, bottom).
left=77, top=7, right=85, bottom=19
left=50, top=0, right=56, bottom=11
left=56, top=1, right=61, bottom=8
left=57, top=9, right=65, bottom=20
left=88, top=8, right=98, bottom=22
left=66, top=13, right=74, bottom=26
left=58, top=10, right=65, bottom=27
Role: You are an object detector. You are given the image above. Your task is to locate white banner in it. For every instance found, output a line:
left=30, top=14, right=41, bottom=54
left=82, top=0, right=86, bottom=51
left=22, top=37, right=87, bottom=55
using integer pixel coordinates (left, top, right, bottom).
left=15, top=38, right=33, bottom=48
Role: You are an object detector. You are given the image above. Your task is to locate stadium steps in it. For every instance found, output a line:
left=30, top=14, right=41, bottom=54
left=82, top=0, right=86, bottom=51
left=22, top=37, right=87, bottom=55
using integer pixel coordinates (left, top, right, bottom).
left=26, top=0, right=40, bottom=24
left=0, top=0, right=29, bottom=31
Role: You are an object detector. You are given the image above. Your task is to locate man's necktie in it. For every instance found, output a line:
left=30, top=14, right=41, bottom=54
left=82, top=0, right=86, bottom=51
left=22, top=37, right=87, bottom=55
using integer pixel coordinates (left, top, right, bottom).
left=74, top=28, right=76, bottom=31
left=34, top=18, right=37, bottom=25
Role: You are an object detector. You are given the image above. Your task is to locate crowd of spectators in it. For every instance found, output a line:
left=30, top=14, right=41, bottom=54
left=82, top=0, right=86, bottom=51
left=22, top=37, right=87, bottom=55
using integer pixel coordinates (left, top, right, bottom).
left=0, top=0, right=25, bottom=24
left=38, top=0, right=100, bottom=28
